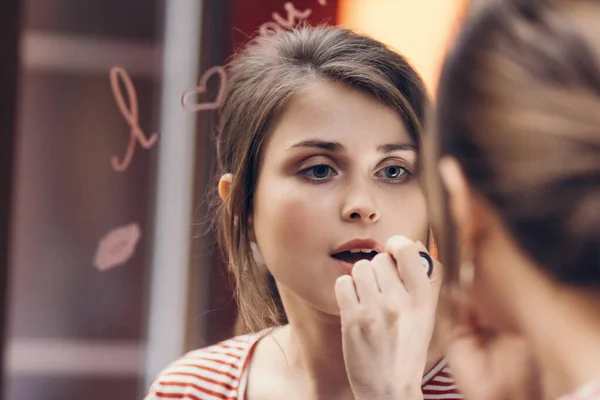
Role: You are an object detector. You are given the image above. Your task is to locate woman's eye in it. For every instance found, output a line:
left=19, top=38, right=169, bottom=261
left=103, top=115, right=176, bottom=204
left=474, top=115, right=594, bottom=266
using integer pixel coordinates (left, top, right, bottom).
left=377, top=165, right=411, bottom=181
left=384, top=165, right=403, bottom=179
left=301, top=164, right=336, bottom=180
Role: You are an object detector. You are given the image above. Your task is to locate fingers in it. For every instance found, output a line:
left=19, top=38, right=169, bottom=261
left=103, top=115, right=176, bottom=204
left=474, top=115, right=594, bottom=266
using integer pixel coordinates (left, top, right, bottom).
left=351, top=260, right=379, bottom=305
left=335, top=275, right=359, bottom=314
left=371, top=252, right=408, bottom=297
left=336, top=235, right=442, bottom=313
left=386, top=236, right=430, bottom=295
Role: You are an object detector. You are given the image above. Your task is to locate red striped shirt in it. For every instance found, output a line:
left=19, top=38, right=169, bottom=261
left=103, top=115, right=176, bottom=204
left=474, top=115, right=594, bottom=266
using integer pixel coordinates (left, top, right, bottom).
left=145, top=331, right=463, bottom=400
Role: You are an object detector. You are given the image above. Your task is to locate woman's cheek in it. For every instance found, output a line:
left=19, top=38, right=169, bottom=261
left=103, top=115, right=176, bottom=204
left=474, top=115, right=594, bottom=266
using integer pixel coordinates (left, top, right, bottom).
left=384, top=188, right=428, bottom=236
left=255, top=182, right=322, bottom=237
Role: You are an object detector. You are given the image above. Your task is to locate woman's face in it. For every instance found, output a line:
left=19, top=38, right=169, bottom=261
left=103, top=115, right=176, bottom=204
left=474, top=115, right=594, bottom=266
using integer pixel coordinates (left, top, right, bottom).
left=251, top=81, right=429, bottom=315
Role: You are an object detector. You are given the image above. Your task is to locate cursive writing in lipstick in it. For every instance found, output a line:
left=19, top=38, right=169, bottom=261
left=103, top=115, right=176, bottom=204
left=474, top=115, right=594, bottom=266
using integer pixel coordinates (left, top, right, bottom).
left=109, top=67, right=159, bottom=172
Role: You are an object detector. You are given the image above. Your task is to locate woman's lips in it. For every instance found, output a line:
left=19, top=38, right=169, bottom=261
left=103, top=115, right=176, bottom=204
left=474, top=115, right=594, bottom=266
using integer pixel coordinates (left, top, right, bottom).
left=331, top=238, right=383, bottom=255
left=330, top=238, right=383, bottom=274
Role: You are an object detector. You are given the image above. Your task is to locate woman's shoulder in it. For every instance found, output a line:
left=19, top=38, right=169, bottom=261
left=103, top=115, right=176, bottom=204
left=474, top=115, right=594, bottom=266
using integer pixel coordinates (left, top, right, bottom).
left=144, top=331, right=265, bottom=400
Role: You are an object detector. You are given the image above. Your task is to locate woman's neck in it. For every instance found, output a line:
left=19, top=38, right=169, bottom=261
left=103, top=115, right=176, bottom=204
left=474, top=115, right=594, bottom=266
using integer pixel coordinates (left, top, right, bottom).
left=520, top=282, right=600, bottom=398
left=268, top=284, right=444, bottom=398
left=275, top=286, right=354, bottom=396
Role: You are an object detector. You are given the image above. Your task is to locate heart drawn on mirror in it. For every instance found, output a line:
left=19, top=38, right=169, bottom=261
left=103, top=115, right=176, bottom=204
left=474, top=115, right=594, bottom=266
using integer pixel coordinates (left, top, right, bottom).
left=181, top=66, right=228, bottom=112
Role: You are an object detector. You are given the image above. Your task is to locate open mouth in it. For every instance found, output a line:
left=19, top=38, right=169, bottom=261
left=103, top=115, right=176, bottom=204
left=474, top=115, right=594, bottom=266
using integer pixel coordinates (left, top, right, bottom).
left=331, top=249, right=378, bottom=264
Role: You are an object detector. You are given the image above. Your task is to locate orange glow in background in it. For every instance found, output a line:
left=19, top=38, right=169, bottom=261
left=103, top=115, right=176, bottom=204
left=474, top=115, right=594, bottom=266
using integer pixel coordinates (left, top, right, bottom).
left=339, top=0, right=467, bottom=93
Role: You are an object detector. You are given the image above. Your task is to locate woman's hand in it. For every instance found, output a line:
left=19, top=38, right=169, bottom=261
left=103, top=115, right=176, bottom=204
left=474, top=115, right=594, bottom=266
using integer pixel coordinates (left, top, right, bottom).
left=440, top=291, right=544, bottom=400
left=335, top=236, right=442, bottom=400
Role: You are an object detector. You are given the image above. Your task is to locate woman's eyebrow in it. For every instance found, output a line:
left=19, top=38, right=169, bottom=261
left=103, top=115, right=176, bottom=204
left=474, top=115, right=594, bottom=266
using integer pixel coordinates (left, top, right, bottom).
left=289, top=140, right=345, bottom=152
left=289, top=140, right=415, bottom=154
left=377, top=143, right=416, bottom=153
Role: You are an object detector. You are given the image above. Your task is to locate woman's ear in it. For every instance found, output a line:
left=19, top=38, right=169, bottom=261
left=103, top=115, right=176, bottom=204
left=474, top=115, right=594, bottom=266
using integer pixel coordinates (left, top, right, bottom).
left=219, top=172, right=257, bottom=242
left=218, top=173, right=233, bottom=201
left=438, top=157, right=474, bottom=248
left=439, top=157, right=491, bottom=251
